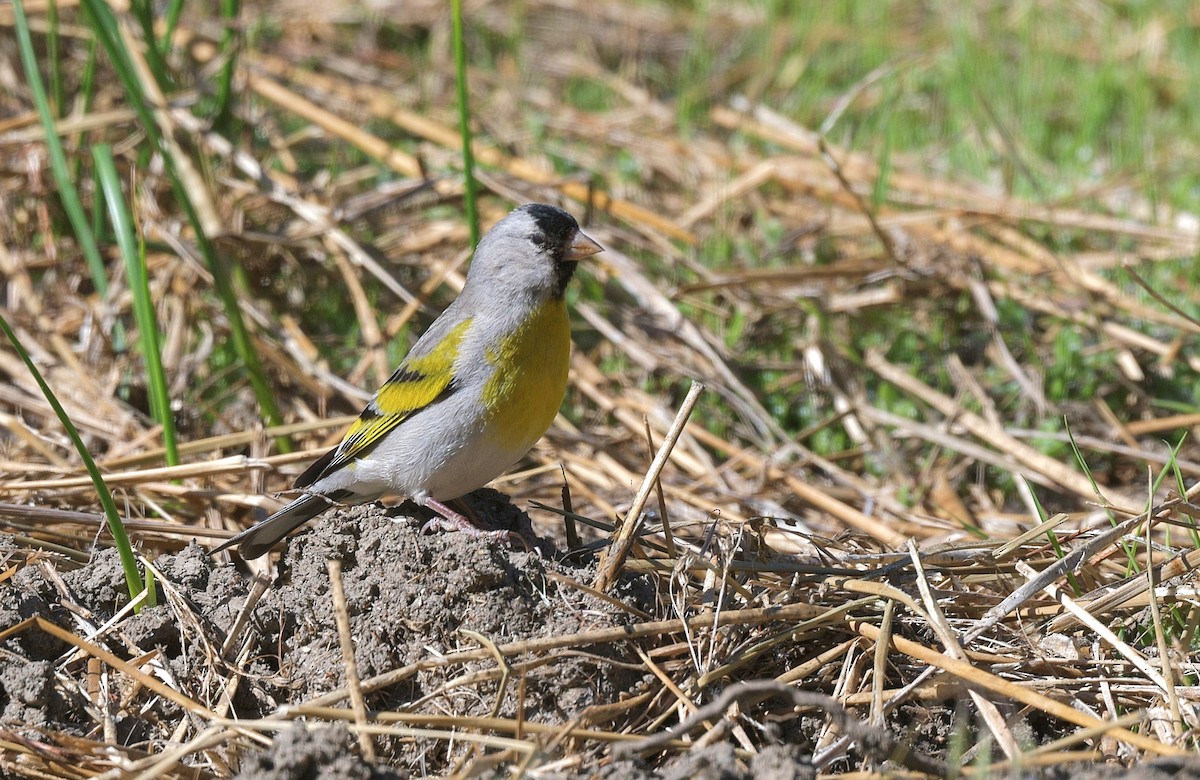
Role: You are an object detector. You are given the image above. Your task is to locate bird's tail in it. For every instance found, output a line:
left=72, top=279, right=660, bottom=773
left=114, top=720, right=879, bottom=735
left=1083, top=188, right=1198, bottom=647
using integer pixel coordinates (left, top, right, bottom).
left=211, top=493, right=334, bottom=559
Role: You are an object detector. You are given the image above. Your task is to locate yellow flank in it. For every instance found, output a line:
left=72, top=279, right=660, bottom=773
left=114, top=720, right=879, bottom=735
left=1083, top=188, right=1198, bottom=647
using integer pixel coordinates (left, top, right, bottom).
left=482, top=298, right=570, bottom=450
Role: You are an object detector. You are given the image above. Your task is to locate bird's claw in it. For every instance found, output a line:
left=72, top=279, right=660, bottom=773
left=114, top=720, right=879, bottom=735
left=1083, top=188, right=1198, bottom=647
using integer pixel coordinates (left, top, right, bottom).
left=420, top=514, right=525, bottom=548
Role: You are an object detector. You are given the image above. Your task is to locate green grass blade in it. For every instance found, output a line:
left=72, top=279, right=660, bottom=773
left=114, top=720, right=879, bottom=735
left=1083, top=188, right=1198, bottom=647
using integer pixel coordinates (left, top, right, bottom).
left=451, top=0, right=480, bottom=247
left=163, top=0, right=184, bottom=44
left=1065, top=421, right=1139, bottom=572
left=127, top=0, right=174, bottom=90
left=0, top=313, right=149, bottom=608
left=13, top=0, right=109, bottom=301
left=80, top=34, right=99, bottom=111
left=79, top=0, right=291, bottom=452
left=213, top=0, right=241, bottom=133
left=46, top=0, right=65, bottom=117
left=1162, top=434, right=1199, bottom=548
left=93, top=144, right=179, bottom=466
left=1020, top=476, right=1082, bottom=596
left=871, top=86, right=898, bottom=211
left=70, top=36, right=101, bottom=190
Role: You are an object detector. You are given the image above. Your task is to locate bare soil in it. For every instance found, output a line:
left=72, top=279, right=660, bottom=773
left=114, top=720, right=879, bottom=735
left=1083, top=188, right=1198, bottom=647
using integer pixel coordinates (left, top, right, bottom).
left=12, top=491, right=1186, bottom=777
left=0, top=493, right=974, bottom=777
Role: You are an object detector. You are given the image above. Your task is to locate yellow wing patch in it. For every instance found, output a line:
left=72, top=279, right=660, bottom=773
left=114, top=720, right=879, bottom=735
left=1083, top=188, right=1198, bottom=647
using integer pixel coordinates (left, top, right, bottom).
left=297, top=318, right=472, bottom=486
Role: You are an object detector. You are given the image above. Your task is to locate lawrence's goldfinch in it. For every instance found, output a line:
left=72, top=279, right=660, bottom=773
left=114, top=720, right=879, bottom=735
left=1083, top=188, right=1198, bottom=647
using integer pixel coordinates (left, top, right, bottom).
left=214, top=203, right=602, bottom=558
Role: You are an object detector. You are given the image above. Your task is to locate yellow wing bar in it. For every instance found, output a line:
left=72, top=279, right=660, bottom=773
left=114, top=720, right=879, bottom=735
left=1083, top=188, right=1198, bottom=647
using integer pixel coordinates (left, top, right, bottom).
left=293, top=318, right=472, bottom=488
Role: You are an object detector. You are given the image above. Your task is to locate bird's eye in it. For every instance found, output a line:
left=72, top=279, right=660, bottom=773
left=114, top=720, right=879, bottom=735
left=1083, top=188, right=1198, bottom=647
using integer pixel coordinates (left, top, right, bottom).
left=528, top=233, right=547, bottom=247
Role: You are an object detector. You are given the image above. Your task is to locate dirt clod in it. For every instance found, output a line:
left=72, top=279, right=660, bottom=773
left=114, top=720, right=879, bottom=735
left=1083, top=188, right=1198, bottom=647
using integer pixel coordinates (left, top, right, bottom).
left=232, top=723, right=402, bottom=780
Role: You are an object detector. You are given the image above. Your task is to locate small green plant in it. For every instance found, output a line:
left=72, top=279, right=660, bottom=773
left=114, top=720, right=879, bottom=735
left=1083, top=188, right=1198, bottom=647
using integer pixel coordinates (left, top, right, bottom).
left=0, top=314, right=153, bottom=610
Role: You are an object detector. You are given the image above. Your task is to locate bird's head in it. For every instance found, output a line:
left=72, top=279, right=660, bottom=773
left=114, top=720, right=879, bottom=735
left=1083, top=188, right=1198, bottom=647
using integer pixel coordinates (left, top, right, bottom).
left=468, top=203, right=603, bottom=300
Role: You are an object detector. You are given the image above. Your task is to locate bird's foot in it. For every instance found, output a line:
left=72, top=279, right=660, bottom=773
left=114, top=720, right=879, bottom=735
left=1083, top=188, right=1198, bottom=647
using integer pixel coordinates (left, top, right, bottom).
left=420, top=497, right=530, bottom=550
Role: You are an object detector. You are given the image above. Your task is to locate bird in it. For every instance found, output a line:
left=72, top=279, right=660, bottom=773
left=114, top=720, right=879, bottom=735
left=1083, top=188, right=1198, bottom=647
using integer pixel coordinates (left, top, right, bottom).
left=213, top=203, right=602, bottom=559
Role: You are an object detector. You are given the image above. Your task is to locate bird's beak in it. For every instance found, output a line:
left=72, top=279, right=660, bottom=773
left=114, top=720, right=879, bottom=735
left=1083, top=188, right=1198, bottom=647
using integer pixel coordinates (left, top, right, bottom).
left=565, top=230, right=603, bottom=262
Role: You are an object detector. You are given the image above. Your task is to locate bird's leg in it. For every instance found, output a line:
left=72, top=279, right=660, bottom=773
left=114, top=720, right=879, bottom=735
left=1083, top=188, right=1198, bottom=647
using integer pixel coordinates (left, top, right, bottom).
left=419, top=497, right=479, bottom=533
left=420, top=497, right=523, bottom=546
left=450, top=496, right=485, bottom=528
left=454, top=495, right=538, bottom=540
